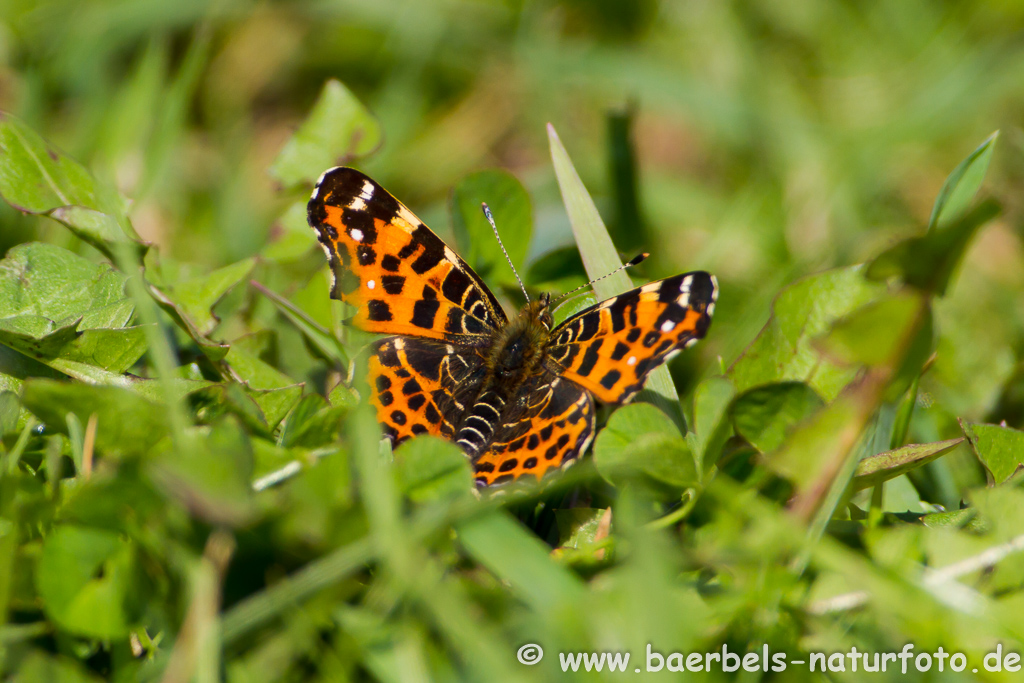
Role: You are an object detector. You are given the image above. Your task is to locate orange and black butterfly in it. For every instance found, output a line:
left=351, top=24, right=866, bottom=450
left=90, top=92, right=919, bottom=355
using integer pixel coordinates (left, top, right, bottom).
left=308, top=167, right=717, bottom=486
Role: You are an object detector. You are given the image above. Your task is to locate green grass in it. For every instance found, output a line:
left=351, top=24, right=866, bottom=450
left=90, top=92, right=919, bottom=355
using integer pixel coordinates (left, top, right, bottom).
left=3, top=2, right=1024, bottom=681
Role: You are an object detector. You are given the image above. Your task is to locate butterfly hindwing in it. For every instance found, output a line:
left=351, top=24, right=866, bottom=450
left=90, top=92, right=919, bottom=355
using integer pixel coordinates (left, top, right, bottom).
left=545, top=272, right=717, bottom=404
left=369, top=337, right=487, bottom=444
left=308, top=167, right=507, bottom=343
left=472, top=371, right=595, bottom=487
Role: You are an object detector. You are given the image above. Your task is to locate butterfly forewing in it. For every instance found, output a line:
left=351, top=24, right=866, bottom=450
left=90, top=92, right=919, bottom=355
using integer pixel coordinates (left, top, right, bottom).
left=308, top=167, right=507, bottom=344
left=545, top=272, right=717, bottom=404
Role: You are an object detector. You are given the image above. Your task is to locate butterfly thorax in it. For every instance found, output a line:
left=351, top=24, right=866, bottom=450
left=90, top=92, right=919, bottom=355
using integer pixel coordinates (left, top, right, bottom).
left=456, top=296, right=553, bottom=456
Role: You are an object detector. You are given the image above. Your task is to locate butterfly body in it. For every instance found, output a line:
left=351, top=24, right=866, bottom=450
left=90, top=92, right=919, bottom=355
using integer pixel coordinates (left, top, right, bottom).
left=308, top=167, right=716, bottom=486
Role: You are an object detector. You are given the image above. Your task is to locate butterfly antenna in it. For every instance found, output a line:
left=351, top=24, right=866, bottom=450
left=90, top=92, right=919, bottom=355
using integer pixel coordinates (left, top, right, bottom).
left=551, top=252, right=649, bottom=312
left=482, top=202, right=530, bottom=302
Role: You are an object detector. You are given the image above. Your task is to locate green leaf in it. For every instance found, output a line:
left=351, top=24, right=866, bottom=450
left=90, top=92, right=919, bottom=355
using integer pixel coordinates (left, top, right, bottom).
left=963, top=422, right=1024, bottom=484
left=0, top=390, right=19, bottom=434
left=395, top=435, right=473, bottom=502
left=0, top=112, right=103, bottom=213
left=731, top=382, right=825, bottom=453
left=927, top=131, right=998, bottom=232
left=270, top=79, right=382, bottom=187
left=816, top=291, right=927, bottom=368
left=728, top=265, right=885, bottom=401
left=277, top=393, right=346, bottom=448
left=548, top=124, right=680, bottom=416
left=594, top=403, right=697, bottom=489
left=852, top=438, right=963, bottom=491
left=35, top=525, right=136, bottom=638
left=21, top=380, right=169, bottom=456
left=251, top=279, right=347, bottom=365
left=555, top=507, right=610, bottom=549
left=224, top=336, right=297, bottom=390
left=451, top=169, right=532, bottom=294
left=0, top=243, right=133, bottom=328
left=689, top=375, right=735, bottom=472
left=866, top=199, right=1000, bottom=295
left=163, top=257, right=256, bottom=336
left=48, top=206, right=147, bottom=261
left=0, top=112, right=139, bottom=258
left=764, top=395, right=861, bottom=490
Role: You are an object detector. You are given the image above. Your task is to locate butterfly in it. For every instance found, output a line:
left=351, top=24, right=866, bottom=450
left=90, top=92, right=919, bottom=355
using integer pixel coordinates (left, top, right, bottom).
left=307, top=167, right=717, bottom=487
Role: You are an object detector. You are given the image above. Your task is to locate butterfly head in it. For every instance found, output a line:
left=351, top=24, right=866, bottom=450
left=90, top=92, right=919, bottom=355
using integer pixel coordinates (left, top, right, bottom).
left=519, top=292, right=553, bottom=331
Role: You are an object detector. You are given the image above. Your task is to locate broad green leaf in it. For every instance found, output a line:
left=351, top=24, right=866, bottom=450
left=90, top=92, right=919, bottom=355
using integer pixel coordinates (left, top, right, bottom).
left=765, top=394, right=861, bottom=490
left=866, top=199, right=1000, bottom=296
left=270, top=79, right=382, bottom=187
left=0, top=112, right=103, bottom=213
left=927, top=131, right=998, bottom=232
left=451, top=169, right=532, bottom=294
left=224, top=338, right=297, bottom=390
left=963, top=422, right=1024, bottom=484
left=395, top=435, right=473, bottom=502
left=549, top=124, right=680, bottom=415
left=0, top=320, right=147, bottom=374
left=35, top=525, right=136, bottom=638
left=163, top=257, right=256, bottom=336
left=688, top=375, right=735, bottom=472
left=594, top=403, right=696, bottom=489
left=816, top=291, right=928, bottom=368
left=852, top=439, right=963, bottom=491
left=731, top=382, right=825, bottom=453
left=729, top=266, right=885, bottom=401
left=21, top=380, right=169, bottom=456
left=0, top=112, right=138, bottom=258
left=48, top=206, right=147, bottom=261
left=278, top=393, right=346, bottom=448
left=147, top=282, right=230, bottom=361
left=0, top=243, right=133, bottom=328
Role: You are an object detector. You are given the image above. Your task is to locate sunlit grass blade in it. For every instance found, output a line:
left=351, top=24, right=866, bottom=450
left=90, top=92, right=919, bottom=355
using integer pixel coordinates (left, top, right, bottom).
left=547, top=123, right=681, bottom=416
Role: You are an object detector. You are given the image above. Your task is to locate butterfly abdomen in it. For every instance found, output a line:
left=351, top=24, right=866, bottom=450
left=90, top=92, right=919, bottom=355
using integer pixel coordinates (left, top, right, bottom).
left=455, top=389, right=506, bottom=455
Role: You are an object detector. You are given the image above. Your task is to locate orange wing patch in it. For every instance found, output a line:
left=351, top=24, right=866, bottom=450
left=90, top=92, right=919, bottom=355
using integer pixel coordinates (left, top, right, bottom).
left=547, top=272, right=717, bottom=404
left=308, top=167, right=506, bottom=343
left=368, top=336, right=485, bottom=444
left=472, top=376, right=595, bottom=486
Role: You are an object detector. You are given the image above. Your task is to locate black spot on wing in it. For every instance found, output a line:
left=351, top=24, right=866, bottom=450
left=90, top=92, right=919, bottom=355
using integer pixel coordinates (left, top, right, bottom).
left=357, top=244, right=376, bottom=265
left=381, top=254, right=401, bottom=272
left=411, top=299, right=440, bottom=329
left=441, top=268, right=471, bottom=303
left=576, top=339, right=603, bottom=377
left=599, top=369, right=621, bottom=390
left=367, top=300, right=392, bottom=322
left=381, top=275, right=405, bottom=294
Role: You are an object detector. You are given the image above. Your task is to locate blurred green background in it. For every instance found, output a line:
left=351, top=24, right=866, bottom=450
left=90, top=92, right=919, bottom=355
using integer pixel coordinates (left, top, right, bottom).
left=3, top=2, right=1024, bottom=680
left=3, top=0, right=1023, bottom=425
